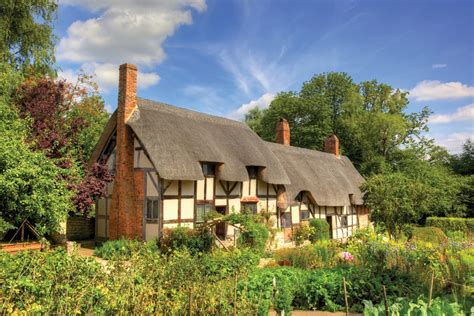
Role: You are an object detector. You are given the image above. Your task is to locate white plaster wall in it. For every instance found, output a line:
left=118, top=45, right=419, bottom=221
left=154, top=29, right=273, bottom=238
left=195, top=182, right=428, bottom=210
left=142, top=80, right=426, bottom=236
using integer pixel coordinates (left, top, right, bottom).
left=206, top=178, right=214, bottom=200
left=215, top=198, right=227, bottom=206
left=196, top=180, right=205, bottom=200
left=241, top=180, right=249, bottom=197
left=164, top=180, right=179, bottom=195
left=163, top=200, right=178, bottom=220
left=145, top=223, right=159, bottom=241
left=181, top=198, right=194, bottom=219
left=182, top=181, right=194, bottom=195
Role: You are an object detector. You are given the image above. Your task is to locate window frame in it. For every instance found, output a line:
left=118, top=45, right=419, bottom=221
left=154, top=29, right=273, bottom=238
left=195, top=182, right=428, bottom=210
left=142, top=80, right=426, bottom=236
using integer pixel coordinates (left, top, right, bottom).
left=300, top=209, right=310, bottom=221
left=341, top=215, right=348, bottom=227
left=241, top=202, right=258, bottom=214
left=280, top=212, right=292, bottom=228
left=146, top=197, right=159, bottom=223
left=201, top=163, right=216, bottom=177
left=196, top=203, right=214, bottom=224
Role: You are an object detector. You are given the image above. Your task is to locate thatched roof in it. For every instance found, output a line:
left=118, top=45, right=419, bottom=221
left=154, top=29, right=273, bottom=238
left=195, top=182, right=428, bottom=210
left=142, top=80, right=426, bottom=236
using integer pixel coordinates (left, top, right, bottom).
left=126, top=98, right=290, bottom=184
left=265, top=142, right=364, bottom=206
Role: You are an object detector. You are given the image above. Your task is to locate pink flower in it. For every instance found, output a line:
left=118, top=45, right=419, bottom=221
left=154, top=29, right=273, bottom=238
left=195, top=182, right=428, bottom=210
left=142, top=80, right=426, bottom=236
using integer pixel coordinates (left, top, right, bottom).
left=339, top=251, right=354, bottom=262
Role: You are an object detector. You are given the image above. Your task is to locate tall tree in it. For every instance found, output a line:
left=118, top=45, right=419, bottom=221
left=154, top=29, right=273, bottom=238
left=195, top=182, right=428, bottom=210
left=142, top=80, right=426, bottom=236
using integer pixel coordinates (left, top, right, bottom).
left=0, top=0, right=57, bottom=74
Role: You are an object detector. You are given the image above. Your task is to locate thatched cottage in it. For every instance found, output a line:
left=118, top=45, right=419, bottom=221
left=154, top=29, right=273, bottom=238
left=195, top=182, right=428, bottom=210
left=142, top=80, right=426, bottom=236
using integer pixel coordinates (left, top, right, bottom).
left=90, top=64, right=369, bottom=243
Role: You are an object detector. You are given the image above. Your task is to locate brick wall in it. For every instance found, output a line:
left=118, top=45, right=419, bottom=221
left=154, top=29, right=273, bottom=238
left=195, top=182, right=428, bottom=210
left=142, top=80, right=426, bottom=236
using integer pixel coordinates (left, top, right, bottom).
left=66, top=216, right=94, bottom=241
left=276, top=118, right=290, bottom=146
left=109, top=63, right=144, bottom=240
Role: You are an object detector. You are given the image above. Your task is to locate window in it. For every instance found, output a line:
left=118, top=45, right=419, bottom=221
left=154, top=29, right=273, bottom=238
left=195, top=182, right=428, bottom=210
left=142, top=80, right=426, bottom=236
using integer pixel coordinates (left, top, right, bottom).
left=295, top=192, right=304, bottom=202
left=196, top=204, right=213, bottom=223
left=241, top=202, right=258, bottom=214
left=280, top=212, right=292, bottom=228
left=341, top=215, right=348, bottom=227
left=300, top=209, right=310, bottom=221
left=146, top=198, right=159, bottom=222
left=202, top=163, right=215, bottom=177
left=247, top=166, right=258, bottom=179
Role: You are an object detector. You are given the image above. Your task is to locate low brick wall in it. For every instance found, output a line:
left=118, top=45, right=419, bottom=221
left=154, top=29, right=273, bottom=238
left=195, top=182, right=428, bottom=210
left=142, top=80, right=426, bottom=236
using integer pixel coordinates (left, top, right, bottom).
left=67, top=216, right=95, bottom=241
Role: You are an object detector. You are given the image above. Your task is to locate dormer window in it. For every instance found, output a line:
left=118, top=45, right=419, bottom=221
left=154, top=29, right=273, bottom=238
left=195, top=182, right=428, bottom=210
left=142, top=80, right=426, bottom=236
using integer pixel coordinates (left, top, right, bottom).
left=202, top=163, right=215, bottom=177
left=247, top=166, right=258, bottom=179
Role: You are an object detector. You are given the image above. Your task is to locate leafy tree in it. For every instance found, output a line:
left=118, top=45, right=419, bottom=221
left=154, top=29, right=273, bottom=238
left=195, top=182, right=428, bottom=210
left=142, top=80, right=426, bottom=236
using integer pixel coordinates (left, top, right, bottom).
left=0, top=64, right=72, bottom=234
left=449, top=139, right=474, bottom=176
left=0, top=0, right=57, bottom=74
left=244, top=74, right=430, bottom=176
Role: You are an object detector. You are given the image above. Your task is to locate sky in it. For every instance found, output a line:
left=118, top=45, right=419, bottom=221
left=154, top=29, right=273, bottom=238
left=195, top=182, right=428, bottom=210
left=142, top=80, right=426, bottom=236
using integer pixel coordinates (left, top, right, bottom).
left=55, top=0, right=473, bottom=153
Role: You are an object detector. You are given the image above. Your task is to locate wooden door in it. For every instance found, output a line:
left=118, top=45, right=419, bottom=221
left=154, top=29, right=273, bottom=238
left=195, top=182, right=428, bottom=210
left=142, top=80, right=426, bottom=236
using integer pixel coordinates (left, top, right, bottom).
left=215, top=206, right=226, bottom=239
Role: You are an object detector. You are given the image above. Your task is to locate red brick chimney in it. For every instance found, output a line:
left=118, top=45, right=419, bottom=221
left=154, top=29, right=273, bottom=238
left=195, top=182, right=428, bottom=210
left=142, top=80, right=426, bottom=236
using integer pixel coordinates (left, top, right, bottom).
left=109, top=63, right=143, bottom=239
left=276, top=118, right=290, bottom=146
left=324, top=134, right=340, bottom=157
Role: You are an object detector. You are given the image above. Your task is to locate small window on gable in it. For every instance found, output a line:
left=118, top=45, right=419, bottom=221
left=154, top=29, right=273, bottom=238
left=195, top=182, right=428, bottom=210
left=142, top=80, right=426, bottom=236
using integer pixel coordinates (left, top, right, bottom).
left=202, top=163, right=215, bottom=177
left=280, top=212, right=292, bottom=228
left=247, top=166, right=258, bottom=179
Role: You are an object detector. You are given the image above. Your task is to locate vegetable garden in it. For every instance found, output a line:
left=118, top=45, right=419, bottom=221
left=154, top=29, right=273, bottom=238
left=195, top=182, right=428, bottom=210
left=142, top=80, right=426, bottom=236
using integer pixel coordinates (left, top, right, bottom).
left=1, top=216, right=472, bottom=315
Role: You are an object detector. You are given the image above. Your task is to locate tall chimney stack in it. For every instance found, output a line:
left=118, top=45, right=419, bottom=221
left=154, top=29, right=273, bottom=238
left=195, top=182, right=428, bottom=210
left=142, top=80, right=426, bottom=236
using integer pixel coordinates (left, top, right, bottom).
left=109, top=63, right=140, bottom=239
left=324, top=134, right=340, bottom=157
left=276, top=118, right=290, bottom=146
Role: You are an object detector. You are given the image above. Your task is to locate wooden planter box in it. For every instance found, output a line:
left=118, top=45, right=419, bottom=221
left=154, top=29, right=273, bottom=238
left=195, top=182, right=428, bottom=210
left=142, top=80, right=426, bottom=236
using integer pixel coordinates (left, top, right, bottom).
left=0, top=242, right=42, bottom=254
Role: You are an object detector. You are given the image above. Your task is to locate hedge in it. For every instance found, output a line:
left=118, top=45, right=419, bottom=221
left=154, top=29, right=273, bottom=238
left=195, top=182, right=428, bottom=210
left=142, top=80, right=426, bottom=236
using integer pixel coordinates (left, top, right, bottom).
left=411, top=226, right=447, bottom=244
left=426, top=217, right=474, bottom=234
left=309, top=219, right=330, bottom=242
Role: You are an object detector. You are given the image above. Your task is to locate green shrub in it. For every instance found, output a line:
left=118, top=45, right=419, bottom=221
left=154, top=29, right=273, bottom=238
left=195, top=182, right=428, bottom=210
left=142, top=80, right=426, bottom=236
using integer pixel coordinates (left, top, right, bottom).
left=158, top=226, right=213, bottom=254
left=292, top=224, right=315, bottom=245
left=411, top=226, right=447, bottom=245
left=273, top=242, right=338, bottom=269
left=426, top=217, right=474, bottom=235
left=363, top=296, right=465, bottom=315
left=309, top=219, right=330, bottom=242
left=94, top=238, right=158, bottom=259
left=0, top=218, right=14, bottom=240
left=238, top=220, right=269, bottom=252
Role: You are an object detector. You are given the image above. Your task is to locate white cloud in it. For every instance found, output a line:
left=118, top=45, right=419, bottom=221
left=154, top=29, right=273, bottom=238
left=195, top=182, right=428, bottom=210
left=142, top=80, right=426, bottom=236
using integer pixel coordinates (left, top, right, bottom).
left=57, top=0, right=205, bottom=92
left=228, top=93, right=275, bottom=120
left=434, top=132, right=473, bottom=154
left=59, top=63, right=160, bottom=92
left=430, top=103, right=474, bottom=124
left=410, top=80, right=474, bottom=101
left=432, top=64, right=447, bottom=69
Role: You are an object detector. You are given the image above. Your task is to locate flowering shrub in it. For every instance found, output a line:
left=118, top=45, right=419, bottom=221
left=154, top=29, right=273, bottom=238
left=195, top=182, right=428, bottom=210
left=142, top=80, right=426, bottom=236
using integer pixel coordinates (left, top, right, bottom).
left=338, top=251, right=354, bottom=262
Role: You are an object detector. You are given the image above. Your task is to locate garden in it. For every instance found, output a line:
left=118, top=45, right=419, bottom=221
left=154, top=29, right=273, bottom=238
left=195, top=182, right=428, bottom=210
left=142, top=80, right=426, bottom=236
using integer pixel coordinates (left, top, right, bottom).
left=1, top=215, right=472, bottom=315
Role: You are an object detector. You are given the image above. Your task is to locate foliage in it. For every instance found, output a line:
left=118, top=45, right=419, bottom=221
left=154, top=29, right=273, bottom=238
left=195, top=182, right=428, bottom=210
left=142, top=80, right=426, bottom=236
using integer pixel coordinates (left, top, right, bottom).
left=94, top=238, right=158, bottom=260
left=309, top=218, right=330, bottom=242
left=244, top=73, right=431, bottom=176
left=292, top=223, right=315, bottom=245
left=158, top=226, right=213, bottom=254
left=426, top=217, right=474, bottom=235
left=0, top=248, right=260, bottom=314
left=225, top=212, right=270, bottom=252
left=15, top=75, right=110, bottom=215
left=273, top=242, right=339, bottom=269
left=363, top=296, right=465, bottom=316
left=71, top=163, right=113, bottom=214
left=411, top=226, right=447, bottom=245
left=0, top=0, right=57, bottom=74
left=449, top=139, right=474, bottom=176
left=0, top=97, right=72, bottom=235
left=0, top=218, right=15, bottom=240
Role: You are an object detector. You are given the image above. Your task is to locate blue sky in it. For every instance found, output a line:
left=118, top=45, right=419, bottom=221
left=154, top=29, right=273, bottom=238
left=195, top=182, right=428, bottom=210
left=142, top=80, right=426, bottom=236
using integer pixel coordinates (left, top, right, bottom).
left=56, top=0, right=473, bottom=153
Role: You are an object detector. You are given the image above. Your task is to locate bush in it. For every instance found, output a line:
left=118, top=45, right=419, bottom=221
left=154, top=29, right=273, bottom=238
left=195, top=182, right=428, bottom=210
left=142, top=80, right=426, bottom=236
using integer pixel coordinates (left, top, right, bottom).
left=0, top=218, right=14, bottom=240
left=238, top=220, right=269, bottom=252
left=273, top=242, right=338, bottom=269
left=308, top=219, right=330, bottom=242
left=158, top=226, right=213, bottom=254
left=411, top=226, right=447, bottom=245
left=363, top=296, right=465, bottom=315
left=292, top=223, right=315, bottom=245
left=426, top=217, right=474, bottom=235
left=94, top=238, right=158, bottom=259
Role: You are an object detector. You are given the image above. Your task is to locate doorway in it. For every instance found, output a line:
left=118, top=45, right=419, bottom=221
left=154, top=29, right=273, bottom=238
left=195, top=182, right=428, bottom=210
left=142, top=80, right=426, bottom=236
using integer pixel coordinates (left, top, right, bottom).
left=326, top=216, right=333, bottom=239
left=215, top=206, right=227, bottom=239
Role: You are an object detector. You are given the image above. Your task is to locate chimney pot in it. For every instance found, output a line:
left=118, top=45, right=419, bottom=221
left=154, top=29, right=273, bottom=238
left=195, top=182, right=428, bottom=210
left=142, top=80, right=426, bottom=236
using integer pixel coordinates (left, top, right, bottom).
left=324, top=134, right=340, bottom=157
left=276, top=118, right=290, bottom=146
